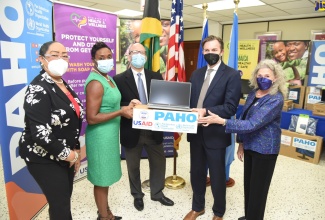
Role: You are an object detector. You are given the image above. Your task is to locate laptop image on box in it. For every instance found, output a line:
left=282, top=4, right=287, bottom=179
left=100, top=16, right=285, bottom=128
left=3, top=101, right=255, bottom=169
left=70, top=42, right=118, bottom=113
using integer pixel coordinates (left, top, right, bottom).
left=147, top=79, right=192, bottom=111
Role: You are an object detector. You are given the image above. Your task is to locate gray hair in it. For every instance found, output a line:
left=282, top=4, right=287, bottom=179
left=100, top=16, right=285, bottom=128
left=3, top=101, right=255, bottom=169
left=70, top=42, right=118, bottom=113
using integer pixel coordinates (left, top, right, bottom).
left=249, top=59, right=288, bottom=98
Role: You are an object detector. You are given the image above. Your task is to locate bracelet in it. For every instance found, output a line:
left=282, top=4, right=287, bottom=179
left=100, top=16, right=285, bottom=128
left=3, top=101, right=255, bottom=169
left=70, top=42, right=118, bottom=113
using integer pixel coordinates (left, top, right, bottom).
left=222, top=119, right=227, bottom=126
left=70, top=151, right=79, bottom=163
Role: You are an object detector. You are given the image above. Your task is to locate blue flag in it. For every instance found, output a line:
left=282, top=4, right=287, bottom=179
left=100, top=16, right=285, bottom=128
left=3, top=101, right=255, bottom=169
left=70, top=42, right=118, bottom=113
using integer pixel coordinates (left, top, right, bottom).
left=225, top=11, right=239, bottom=181
left=197, top=18, right=209, bottom=68
left=227, top=12, right=238, bottom=70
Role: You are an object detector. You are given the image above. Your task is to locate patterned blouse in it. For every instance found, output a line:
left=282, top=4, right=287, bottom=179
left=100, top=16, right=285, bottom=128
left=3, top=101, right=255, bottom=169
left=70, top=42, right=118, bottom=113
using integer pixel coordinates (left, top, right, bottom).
left=225, top=90, right=284, bottom=155
left=19, top=71, right=84, bottom=165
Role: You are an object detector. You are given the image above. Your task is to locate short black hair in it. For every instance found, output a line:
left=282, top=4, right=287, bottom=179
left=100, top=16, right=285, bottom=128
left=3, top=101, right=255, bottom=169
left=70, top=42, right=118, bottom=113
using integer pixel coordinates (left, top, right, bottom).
left=39, top=41, right=56, bottom=57
left=91, top=42, right=112, bottom=59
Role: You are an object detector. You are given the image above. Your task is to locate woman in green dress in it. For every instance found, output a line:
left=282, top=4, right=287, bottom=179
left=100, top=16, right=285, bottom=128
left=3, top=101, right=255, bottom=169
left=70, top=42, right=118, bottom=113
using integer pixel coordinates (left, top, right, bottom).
left=85, top=42, right=139, bottom=220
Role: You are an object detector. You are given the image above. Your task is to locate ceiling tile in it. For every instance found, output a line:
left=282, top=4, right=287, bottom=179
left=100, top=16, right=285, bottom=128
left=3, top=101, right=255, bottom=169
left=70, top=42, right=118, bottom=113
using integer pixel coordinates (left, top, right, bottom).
left=240, top=5, right=279, bottom=13
left=257, top=10, right=291, bottom=17
left=272, top=0, right=314, bottom=10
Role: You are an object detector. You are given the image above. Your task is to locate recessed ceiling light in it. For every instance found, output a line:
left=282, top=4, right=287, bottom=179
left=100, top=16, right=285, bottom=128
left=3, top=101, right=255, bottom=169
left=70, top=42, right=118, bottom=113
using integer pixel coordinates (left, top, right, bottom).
left=115, top=9, right=143, bottom=17
left=193, top=0, right=265, bottom=11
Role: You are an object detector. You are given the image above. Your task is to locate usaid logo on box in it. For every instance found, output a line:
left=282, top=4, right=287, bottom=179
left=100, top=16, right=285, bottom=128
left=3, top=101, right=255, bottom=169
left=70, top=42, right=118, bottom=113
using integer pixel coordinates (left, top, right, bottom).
left=292, top=137, right=317, bottom=152
left=132, top=108, right=198, bottom=133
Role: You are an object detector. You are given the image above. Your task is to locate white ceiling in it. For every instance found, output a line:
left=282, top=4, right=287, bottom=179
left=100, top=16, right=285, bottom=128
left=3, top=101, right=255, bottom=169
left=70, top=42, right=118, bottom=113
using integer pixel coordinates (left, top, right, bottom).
left=55, top=0, right=323, bottom=28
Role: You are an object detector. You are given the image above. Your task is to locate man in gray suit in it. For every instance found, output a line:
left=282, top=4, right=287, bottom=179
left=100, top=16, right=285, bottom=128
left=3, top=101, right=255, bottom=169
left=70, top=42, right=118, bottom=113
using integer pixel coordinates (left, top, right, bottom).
left=113, top=43, right=174, bottom=211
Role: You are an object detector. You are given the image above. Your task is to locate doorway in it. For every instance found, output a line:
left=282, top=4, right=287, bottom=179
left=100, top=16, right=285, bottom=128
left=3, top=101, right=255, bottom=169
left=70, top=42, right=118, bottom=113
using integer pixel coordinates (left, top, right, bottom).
left=183, top=41, right=201, bottom=81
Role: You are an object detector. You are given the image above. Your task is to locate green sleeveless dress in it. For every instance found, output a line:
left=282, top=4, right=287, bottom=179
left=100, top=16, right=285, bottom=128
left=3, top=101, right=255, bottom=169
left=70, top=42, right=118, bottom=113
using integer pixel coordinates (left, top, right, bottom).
left=85, top=72, right=122, bottom=186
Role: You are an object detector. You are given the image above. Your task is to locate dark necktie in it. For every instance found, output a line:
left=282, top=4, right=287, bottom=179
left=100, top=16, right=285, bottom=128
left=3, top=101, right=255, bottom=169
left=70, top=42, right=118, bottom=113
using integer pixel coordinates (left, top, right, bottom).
left=197, top=69, right=213, bottom=108
left=137, top=73, right=147, bottom=104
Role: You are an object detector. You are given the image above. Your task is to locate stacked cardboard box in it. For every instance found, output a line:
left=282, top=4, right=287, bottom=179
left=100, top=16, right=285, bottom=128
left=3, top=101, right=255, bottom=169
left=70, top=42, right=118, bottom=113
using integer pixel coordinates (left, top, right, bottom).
left=288, top=85, right=305, bottom=109
left=304, top=86, right=322, bottom=111
left=280, top=129, right=323, bottom=164
left=312, top=102, right=325, bottom=117
left=282, top=100, right=294, bottom=112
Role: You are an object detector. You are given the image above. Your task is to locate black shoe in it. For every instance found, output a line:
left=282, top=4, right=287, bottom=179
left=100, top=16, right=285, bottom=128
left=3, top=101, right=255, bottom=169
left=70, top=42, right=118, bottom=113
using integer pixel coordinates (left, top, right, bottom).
left=134, top=198, right=144, bottom=211
left=97, top=214, right=122, bottom=220
left=238, top=217, right=246, bottom=220
left=151, top=195, right=174, bottom=206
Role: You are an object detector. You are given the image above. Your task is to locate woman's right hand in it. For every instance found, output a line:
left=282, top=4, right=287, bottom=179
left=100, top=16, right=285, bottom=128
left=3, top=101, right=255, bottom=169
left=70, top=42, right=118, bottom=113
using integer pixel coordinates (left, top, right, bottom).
left=237, top=143, right=244, bottom=162
left=65, top=150, right=78, bottom=167
left=121, top=106, right=133, bottom=119
left=129, top=99, right=141, bottom=107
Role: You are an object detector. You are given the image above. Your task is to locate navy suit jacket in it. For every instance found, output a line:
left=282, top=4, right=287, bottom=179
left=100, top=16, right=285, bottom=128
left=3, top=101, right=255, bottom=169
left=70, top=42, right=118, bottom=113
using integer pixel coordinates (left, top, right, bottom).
left=113, top=68, right=164, bottom=148
left=187, top=61, right=241, bottom=149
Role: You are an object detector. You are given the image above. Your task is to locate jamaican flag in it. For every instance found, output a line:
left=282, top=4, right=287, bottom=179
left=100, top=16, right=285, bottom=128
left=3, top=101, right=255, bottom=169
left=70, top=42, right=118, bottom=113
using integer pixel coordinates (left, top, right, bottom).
left=140, top=0, right=162, bottom=72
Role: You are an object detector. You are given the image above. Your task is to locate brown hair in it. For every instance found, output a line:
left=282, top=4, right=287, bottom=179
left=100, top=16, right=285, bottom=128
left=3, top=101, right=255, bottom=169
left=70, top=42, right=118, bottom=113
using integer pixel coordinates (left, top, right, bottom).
left=201, top=35, right=224, bottom=50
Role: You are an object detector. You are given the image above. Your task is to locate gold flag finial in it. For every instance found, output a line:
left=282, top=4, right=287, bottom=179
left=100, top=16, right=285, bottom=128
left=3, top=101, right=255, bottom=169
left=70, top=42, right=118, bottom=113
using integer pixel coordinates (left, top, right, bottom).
left=234, top=0, right=239, bottom=12
left=202, top=3, right=208, bottom=19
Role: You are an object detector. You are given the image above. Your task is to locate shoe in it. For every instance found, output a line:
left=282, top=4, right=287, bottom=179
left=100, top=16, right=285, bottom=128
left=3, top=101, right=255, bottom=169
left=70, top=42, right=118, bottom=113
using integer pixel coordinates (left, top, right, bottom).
left=238, top=217, right=246, bottom=220
left=97, top=216, right=122, bottom=220
left=206, top=177, right=211, bottom=187
left=151, top=195, right=174, bottom=206
left=212, top=215, right=223, bottom=220
left=134, top=198, right=144, bottom=211
left=226, top=177, right=235, bottom=187
left=97, top=207, right=122, bottom=219
left=183, top=210, right=205, bottom=220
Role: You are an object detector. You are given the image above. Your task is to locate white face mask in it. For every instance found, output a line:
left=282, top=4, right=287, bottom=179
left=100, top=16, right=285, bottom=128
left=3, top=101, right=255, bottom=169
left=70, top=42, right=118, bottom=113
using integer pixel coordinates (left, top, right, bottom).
left=97, top=59, right=114, bottom=73
left=45, top=58, right=68, bottom=76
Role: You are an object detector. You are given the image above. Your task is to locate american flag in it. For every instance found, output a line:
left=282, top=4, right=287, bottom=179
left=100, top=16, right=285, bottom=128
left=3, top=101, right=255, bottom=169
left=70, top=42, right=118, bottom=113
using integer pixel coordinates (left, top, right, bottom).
left=166, top=0, right=185, bottom=149
left=165, top=0, right=185, bottom=82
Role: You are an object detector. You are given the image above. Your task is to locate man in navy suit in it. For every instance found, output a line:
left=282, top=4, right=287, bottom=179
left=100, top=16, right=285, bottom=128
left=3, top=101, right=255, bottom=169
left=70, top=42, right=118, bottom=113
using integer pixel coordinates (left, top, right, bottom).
left=184, top=35, right=241, bottom=220
left=114, top=43, right=174, bottom=212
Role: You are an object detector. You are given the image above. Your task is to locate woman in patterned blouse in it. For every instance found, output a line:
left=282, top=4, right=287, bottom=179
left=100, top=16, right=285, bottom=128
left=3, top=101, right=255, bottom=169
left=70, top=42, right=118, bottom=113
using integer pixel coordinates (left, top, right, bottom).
left=198, top=59, right=288, bottom=220
left=19, top=41, right=84, bottom=220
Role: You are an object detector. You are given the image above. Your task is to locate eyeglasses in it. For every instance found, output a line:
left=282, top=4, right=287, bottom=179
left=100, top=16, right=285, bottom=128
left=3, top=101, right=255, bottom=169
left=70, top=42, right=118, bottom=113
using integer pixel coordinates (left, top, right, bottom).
left=129, top=50, right=146, bottom=55
left=44, top=54, right=70, bottom=60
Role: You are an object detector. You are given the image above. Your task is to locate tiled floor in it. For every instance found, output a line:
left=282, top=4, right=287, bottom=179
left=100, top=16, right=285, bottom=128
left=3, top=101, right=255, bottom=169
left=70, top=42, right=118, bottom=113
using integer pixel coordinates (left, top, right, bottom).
left=1, top=138, right=325, bottom=220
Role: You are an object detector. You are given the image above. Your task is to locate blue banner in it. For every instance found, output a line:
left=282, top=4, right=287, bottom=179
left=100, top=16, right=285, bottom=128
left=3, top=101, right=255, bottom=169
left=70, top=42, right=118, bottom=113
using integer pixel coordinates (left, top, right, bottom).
left=307, top=40, right=325, bottom=86
left=0, top=0, right=52, bottom=219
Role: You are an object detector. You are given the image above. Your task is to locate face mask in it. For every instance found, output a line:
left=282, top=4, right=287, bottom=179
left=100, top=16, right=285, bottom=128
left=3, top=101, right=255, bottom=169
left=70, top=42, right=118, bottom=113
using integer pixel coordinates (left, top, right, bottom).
left=97, top=59, right=114, bottom=73
left=204, top=53, right=220, bottom=66
left=45, top=58, right=68, bottom=76
left=131, top=54, right=146, bottom=68
left=257, top=77, right=273, bottom=90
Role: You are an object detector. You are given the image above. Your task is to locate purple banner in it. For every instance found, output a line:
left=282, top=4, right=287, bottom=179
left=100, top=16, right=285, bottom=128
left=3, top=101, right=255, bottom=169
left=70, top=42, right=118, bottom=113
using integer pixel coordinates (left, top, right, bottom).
left=53, top=3, right=117, bottom=180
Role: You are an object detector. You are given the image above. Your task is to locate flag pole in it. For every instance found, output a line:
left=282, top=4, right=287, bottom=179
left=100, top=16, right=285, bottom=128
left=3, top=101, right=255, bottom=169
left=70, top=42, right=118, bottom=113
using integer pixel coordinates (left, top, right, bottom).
left=165, top=2, right=208, bottom=190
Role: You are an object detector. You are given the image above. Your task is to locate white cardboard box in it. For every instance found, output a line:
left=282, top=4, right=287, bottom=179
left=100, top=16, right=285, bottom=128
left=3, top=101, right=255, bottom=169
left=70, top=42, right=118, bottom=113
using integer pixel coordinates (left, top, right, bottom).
left=132, top=105, right=198, bottom=133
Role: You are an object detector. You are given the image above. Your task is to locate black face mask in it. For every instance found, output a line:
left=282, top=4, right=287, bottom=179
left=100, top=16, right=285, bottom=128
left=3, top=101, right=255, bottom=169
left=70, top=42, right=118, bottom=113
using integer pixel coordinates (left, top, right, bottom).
left=204, top=53, right=220, bottom=66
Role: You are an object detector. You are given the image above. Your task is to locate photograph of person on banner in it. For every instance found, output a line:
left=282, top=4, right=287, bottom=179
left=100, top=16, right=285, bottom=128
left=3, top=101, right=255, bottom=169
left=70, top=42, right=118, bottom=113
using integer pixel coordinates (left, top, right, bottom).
left=265, top=40, right=309, bottom=85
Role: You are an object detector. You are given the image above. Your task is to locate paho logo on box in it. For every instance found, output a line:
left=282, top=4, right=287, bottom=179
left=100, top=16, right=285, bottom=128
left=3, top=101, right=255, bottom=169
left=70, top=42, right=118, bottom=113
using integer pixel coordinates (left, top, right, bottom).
left=293, top=137, right=317, bottom=152
left=155, top=111, right=197, bottom=122
left=307, top=94, right=321, bottom=103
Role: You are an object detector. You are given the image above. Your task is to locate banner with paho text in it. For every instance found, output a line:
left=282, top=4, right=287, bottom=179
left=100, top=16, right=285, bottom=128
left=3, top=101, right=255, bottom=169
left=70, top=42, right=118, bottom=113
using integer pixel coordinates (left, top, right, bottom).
left=53, top=3, right=117, bottom=181
left=0, top=0, right=52, bottom=219
left=307, top=40, right=325, bottom=86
